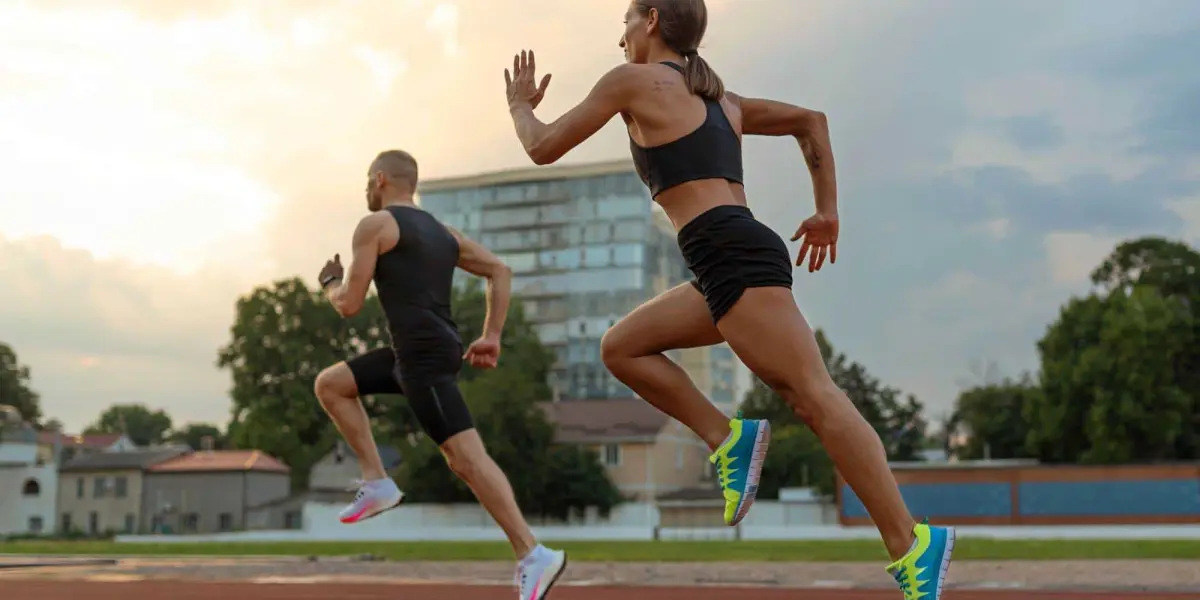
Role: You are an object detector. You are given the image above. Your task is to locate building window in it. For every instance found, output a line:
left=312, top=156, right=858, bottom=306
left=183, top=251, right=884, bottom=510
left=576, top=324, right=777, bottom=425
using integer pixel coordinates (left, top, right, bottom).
left=124, top=514, right=136, bottom=534
left=61, top=513, right=72, bottom=533
left=22, top=478, right=40, bottom=496
left=28, top=516, right=43, bottom=534
left=284, top=511, right=302, bottom=530
left=114, top=476, right=128, bottom=498
left=76, top=478, right=84, bottom=499
left=219, top=513, right=234, bottom=532
left=88, top=511, right=98, bottom=535
left=603, top=444, right=621, bottom=466
left=182, top=513, right=199, bottom=532
left=93, top=477, right=107, bottom=498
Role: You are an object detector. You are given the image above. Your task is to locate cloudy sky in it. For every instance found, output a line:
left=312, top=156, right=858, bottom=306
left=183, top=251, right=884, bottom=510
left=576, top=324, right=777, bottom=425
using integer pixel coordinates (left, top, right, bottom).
left=2, top=0, right=1197, bottom=433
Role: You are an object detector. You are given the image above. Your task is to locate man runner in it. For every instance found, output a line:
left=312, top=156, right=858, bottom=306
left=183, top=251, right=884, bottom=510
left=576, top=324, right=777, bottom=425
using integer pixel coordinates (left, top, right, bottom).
left=314, top=149, right=567, bottom=600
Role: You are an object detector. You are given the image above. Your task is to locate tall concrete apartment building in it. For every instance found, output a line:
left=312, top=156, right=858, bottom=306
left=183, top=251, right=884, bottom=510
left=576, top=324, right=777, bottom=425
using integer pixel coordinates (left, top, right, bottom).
left=417, top=159, right=738, bottom=411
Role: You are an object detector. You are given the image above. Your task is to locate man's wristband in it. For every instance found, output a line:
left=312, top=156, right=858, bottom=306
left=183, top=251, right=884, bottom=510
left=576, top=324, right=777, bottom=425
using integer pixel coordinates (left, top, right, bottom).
left=320, top=275, right=340, bottom=289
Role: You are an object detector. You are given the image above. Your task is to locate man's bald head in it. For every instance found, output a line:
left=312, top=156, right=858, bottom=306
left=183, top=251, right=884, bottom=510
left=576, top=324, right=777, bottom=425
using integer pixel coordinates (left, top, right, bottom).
left=366, top=150, right=419, bottom=211
left=370, top=150, right=419, bottom=188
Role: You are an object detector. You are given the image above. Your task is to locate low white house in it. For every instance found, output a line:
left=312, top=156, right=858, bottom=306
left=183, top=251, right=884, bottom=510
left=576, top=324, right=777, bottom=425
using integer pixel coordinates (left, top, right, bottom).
left=0, top=426, right=57, bottom=536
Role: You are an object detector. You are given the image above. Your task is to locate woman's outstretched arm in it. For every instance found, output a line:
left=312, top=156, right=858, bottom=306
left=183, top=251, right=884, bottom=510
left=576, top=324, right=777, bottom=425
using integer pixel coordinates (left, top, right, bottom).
left=506, top=50, right=637, bottom=165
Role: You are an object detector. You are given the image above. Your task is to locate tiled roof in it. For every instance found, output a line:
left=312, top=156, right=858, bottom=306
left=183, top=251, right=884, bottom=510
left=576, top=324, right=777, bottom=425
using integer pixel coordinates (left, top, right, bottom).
left=540, top=398, right=669, bottom=444
left=147, top=450, right=289, bottom=474
left=60, top=449, right=187, bottom=472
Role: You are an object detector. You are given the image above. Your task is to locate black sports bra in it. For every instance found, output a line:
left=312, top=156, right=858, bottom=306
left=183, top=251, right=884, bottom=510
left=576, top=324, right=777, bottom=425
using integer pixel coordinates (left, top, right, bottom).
left=628, top=62, right=743, bottom=197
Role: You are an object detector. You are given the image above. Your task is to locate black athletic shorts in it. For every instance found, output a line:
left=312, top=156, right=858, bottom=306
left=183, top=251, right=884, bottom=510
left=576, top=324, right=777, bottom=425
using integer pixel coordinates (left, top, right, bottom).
left=345, top=346, right=473, bottom=445
left=678, top=205, right=793, bottom=323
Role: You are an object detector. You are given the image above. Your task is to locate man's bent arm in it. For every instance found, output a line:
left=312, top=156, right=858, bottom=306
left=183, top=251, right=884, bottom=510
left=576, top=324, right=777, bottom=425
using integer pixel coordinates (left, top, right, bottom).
left=326, top=213, right=387, bottom=317
left=448, top=227, right=512, bottom=338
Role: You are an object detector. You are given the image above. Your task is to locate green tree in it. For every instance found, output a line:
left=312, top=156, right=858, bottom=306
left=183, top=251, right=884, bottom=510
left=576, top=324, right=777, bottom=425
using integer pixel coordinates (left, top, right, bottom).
left=1089, top=236, right=1200, bottom=459
left=0, top=342, right=41, bottom=426
left=1091, top=237, right=1200, bottom=299
left=84, top=403, right=173, bottom=447
left=946, top=374, right=1039, bottom=460
left=170, top=423, right=228, bottom=450
left=1030, top=285, right=1194, bottom=463
left=218, top=277, right=396, bottom=489
left=1027, top=236, right=1200, bottom=463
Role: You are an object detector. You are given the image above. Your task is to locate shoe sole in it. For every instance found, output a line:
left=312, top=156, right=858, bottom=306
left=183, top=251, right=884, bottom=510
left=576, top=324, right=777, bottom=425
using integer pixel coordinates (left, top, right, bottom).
left=935, top=527, right=955, bottom=599
left=535, top=552, right=568, bottom=600
left=339, top=492, right=405, bottom=524
left=729, top=420, right=770, bottom=526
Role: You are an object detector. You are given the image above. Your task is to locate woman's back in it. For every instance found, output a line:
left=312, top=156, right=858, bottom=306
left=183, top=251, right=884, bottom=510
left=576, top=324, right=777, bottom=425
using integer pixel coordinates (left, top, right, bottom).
left=622, top=62, right=748, bottom=230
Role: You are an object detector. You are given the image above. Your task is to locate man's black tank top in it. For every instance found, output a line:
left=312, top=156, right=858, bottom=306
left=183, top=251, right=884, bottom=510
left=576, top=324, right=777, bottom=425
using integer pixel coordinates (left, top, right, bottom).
left=628, top=61, right=744, bottom=198
left=374, top=205, right=461, bottom=359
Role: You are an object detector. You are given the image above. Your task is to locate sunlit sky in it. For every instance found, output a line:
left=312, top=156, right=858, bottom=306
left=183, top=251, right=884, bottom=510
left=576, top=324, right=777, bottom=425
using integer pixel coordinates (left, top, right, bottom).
left=2, top=0, right=1198, bottom=433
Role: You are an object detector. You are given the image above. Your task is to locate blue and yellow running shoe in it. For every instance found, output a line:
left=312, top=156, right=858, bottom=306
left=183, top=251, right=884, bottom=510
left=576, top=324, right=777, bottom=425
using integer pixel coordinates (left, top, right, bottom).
left=886, top=519, right=956, bottom=600
left=708, top=416, right=770, bottom=526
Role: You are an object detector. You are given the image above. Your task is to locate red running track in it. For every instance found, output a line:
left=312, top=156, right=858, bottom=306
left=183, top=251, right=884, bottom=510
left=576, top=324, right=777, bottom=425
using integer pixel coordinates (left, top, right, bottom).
left=3, top=581, right=1195, bottom=600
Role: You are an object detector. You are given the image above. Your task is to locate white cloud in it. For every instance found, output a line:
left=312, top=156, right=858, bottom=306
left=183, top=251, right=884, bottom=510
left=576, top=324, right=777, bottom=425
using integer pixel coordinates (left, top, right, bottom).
left=954, top=73, right=1153, bottom=184
left=354, top=45, right=409, bottom=95
left=1, top=0, right=1195, bottom=435
left=1166, top=197, right=1200, bottom=243
left=970, top=218, right=1012, bottom=241
left=1042, top=231, right=1121, bottom=286
left=426, top=2, right=461, bottom=58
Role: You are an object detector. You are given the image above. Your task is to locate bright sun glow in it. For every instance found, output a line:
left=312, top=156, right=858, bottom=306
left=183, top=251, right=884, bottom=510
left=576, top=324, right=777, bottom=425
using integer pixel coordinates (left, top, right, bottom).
left=0, top=4, right=291, bottom=272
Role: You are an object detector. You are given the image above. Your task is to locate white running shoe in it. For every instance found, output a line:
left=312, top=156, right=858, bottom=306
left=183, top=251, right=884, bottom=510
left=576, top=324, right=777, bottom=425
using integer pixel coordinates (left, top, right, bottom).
left=338, top=478, right=404, bottom=524
left=515, top=545, right=567, bottom=600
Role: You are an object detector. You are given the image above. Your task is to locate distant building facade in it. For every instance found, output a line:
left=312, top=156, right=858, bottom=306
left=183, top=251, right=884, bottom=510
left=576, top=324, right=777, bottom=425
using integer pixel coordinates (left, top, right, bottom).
left=0, top=426, right=58, bottom=536
left=143, top=450, right=290, bottom=534
left=418, top=159, right=739, bottom=411
left=57, top=448, right=188, bottom=535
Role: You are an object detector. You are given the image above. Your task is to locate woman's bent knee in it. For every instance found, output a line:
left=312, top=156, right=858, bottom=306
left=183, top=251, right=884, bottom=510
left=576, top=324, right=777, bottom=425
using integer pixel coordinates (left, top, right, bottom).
left=600, top=327, right=630, bottom=369
left=314, top=364, right=354, bottom=401
left=777, top=378, right=843, bottom=427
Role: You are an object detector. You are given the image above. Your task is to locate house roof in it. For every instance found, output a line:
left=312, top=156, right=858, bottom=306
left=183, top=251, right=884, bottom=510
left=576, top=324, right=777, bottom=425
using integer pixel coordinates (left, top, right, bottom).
left=38, top=431, right=124, bottom=448
left=540, top=398, right=670, bottom=444
left=147, top=450, right=290, bottom=474
left=60, top=448, right=187, bottom=473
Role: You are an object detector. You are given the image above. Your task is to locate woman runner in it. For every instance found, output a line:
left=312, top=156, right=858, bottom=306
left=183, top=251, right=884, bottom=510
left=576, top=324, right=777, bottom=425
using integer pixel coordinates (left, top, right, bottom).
left=501, top=2, right=953, bottom=599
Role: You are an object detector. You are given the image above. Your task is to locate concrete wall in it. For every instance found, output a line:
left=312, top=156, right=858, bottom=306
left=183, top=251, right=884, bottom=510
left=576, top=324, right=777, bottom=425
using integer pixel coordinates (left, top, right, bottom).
left=143, top=471, right=290, bottom=533
left=584, top=425, right=713, bottom=502
left=308, top=454, right=361, bottom=492
left=838, top=463, right=1200, bottom=526
left=116, top=520, right=1200, bottom=544
left=58, top=469, right=144, bottom=534
left=0, top=463, right=57, bottom=535
left=117, top=497, right=842, bottom=543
